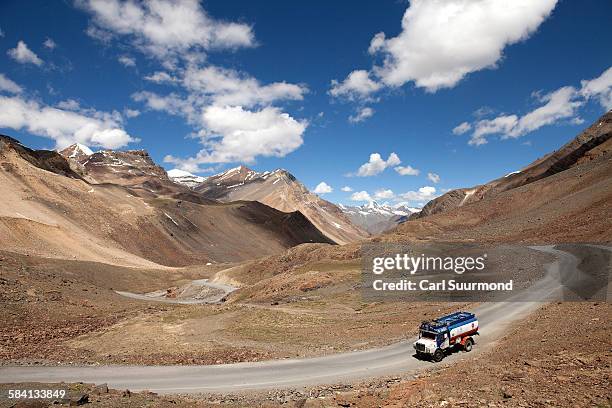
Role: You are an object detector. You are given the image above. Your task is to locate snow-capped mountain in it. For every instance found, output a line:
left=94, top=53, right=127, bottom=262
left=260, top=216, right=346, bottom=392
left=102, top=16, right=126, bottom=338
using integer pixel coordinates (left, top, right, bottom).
left=195, top=166, right=369, bottom=244
left=59, top=143, right=93, bottom=162
left=167, top=169, right=207, bottom=188
left=340, top=201, right=420, bottom=234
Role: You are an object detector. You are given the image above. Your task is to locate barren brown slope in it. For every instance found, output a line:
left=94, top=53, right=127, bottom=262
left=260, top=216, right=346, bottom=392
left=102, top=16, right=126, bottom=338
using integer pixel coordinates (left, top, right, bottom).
left=414, top=110, right=612, bottom=219
left=0, top=136, right=333, bottom=267
left=195, top=166, right=369, bottom=245
left=389, top=138, right=612, bottom=243
left=60, top=146, right=190, bottom=197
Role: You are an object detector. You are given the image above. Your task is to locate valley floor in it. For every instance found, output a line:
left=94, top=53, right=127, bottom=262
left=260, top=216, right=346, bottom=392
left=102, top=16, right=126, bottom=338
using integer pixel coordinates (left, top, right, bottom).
left=1, top=301, right=609, bottom=407
left=0, top=250, right=474, bottom=366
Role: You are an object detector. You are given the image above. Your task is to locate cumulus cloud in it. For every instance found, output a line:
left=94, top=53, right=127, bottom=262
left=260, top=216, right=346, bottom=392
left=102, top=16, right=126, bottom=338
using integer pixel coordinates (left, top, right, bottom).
left=76, top=0, right=255, bottom=63
left=118, top=55, right=136, bottom=67
left=7, top=41, right=43, bottom=66
left=0, top=95, right=137, bottom=149
left=394, top=165, right=420, bottom=176
left=580, top=67, right=612, bottom=110
left=350, top=191, right=372, bottom=202
left=341, top=186, right=353, bottom=192
left=452, top=121, right=472, bottom=135
left=0, top=74, right=22, bottom=94
left=183, top=65, right=306, bottom=107
left=163, top=105, right=307, bottom=168
left=329, top=70, right=381, bottom=101
left=372, top=0, right=557, bottom=91
left=313, top=182, right=333, bottom=194
left=469, top=86, right=582, bottom=145
left=331, top=0, right=556, bottom=104
left=398, top=186, right=437, bottom=204
left=348, top=107, right=374, bottom=123
left=427, top=172, right=441, bottom=184
left=354, top=152, right=401, bottom=177
left=135, top=66, right=308, bottom=167
left=374, top=189, right=395, bottom=200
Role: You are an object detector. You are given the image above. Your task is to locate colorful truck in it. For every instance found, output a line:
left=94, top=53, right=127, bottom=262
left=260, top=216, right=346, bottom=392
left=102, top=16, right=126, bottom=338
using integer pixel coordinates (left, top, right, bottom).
left=413, top=311, right=479, bottom=362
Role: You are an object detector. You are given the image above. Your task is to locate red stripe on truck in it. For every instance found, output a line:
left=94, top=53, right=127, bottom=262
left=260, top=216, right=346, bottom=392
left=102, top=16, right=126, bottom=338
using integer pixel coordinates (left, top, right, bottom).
left=450, top=327, right=478, bottom=343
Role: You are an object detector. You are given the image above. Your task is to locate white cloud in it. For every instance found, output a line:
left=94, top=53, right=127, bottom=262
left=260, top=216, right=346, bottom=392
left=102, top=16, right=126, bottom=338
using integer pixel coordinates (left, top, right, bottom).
left=56, top=99, right=81, bottom=110
left=355, top=152, right=401, bottom=177
left=348, top=107, right=374, bottom=123
left=164, top=105, right=307, bottom=167
left=144, top=71, right=178, bottom=84
left=118, top=55, right=136, bottom=67
left=0, top=95, right=137, bottom=149
left=374, top=189, right=395, bottom=200
left=469, top=86, right=582, bottom=145
left=398, top=186, right=437, bottom=204
left=452, top=121, right=472, bottom=135
left=469, top=115, right=518, bottom=146
left=124, top=108, right=140, bottom=118
left=313, top=182, right=333, bottom=194
left=341, top=186, right=353, bottom=192
left=0, top=74, right=22, bottom=94
left=394, top=165, right=420, bottom=176
left=329, top=70, right=381, bottom=101
left=7, top=41, right=43, bottom=66
left=456, top=67, right=612, bottom=146
left=77, top=0, right=254, bottom=63
left=371, top=0, right=557, bottom=91
left=427, top=172, right=441, bottom=183
left=350, top=191, right=372, bottom=202
left=132, top=91, right=196, bottom=119
left=183, top=65, right=306, bottom=107
left=43, top=38, right=57, bottom=50
left=368, top=32, right=386, bottom=55
left=134, top=67, right=308, bottom=168
left=580, top=67, right=612, bottom=110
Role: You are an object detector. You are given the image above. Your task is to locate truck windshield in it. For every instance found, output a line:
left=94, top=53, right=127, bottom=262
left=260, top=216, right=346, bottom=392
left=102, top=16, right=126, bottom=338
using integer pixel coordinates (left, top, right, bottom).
left=420, top=331, right=436, bottom=339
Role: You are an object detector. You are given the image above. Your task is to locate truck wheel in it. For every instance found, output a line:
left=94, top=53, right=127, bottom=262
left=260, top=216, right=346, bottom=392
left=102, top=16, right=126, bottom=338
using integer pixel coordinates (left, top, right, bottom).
left=432, top=349, right=444, bottom=362
left=464, top=338, right=473, bottom=352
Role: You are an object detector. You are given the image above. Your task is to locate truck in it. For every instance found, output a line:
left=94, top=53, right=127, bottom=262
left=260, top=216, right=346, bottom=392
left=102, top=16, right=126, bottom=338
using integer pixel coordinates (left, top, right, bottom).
left=413, top=311, right=479, bottom=362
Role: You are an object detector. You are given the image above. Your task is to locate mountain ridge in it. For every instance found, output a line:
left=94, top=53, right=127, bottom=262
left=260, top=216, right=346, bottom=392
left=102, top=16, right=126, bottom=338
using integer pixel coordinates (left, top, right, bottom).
left=194, top=165, right=370, bottom=244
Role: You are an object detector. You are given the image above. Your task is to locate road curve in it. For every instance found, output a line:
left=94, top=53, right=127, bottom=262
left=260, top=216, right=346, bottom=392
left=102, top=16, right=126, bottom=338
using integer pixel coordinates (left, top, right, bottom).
left=115, top=279, right=236, bottom=304
left=0, top=246, right=598, bottom=394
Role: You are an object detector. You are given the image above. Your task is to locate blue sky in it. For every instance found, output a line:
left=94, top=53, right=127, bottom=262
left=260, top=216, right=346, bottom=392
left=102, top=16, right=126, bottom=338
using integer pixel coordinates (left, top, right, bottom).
left=0, top=0, right=611, bottom=207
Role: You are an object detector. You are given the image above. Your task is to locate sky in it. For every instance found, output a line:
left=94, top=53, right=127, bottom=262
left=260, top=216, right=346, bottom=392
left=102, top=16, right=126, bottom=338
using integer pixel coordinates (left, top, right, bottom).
left=0, top=0, right=611, bottom=208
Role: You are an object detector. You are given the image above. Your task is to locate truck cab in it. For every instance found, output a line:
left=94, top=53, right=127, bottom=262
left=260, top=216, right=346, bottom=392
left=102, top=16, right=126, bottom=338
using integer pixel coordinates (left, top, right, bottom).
left=413, top=311, right=478, bottom=362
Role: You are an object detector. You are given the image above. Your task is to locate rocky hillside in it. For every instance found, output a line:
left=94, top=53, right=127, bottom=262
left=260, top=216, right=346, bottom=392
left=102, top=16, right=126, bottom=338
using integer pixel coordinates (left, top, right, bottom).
left=340, top=201, right=418, bottom=234
left=413, top=110, right=612, bottom=219
left=1, top=136, right=334, bottom=267
left=60, top=145, right=184, bottom=196
left=195, top=166, right=369, bottom=244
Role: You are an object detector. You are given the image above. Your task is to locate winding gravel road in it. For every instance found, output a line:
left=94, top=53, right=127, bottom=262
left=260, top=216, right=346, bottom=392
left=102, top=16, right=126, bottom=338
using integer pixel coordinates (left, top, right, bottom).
left=1, top=245, right=604, bottom=394
left=115, top=279, right=236, bottom=304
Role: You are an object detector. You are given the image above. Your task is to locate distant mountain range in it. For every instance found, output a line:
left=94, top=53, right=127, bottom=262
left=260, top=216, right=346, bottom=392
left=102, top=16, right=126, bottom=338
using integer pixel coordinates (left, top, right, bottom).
left=339, top=201, right=419, bottom=234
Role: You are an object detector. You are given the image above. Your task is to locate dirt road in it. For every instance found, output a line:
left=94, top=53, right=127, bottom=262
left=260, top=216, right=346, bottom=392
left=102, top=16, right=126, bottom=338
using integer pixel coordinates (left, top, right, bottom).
left=0, top=246, right=603, bottom=394
left=115, top=279, right=236, bottom=304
